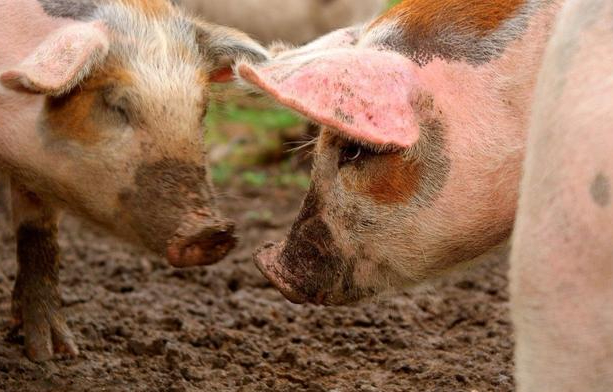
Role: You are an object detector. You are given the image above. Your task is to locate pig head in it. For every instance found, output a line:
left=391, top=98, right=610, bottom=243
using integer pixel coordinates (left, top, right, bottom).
left=239, top=0, right=563, bottom=304
left=0, top=0, right=269, bottom=267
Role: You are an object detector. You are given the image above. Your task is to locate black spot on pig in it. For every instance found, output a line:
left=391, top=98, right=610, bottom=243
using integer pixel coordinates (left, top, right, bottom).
left=590, top=172, right=610, bottom=208
left=38, top=0, right=98, bottom=20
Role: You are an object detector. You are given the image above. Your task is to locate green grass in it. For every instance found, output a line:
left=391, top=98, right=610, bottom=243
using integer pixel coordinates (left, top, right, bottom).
left=205, top=101, right=310, bottom=190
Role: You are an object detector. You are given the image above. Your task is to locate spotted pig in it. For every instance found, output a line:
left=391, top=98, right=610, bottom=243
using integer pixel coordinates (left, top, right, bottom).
left=238, top=0, right=611, bottom=390
left=0, top=0, right=267, bottom=361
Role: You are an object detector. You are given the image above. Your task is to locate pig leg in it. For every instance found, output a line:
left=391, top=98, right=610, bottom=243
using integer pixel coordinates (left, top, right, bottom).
left=510, top=0, right=613, bottom=390
left=10, top=180, right=78, bottom=362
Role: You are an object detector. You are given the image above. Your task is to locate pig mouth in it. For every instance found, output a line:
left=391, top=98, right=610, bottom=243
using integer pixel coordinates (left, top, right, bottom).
left=166, top=218, right=237, bottom=268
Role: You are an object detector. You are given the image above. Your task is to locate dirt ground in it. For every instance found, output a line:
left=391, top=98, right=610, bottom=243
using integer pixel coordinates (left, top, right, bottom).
left=0, top=169, right=514, bottom=392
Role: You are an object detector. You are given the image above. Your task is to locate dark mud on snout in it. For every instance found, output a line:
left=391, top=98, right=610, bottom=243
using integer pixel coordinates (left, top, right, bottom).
left=118, top=159, right=237, bottom=265
left=0, top=171, right=514, bottom=392
left=258, top=187, right=364, bottom=306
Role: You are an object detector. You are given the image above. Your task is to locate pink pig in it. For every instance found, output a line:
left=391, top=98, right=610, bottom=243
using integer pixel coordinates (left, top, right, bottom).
left=0, top=0, right=268, bottom=361
left=237, top=0, right=612, bottom=390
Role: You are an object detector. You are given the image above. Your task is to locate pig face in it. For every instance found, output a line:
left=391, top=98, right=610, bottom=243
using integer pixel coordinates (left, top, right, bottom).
left=1, top=2, right=268, bottom=267
left=244, top=49, right=520, bottom=305
left=241, top=0, right=557, bottom=304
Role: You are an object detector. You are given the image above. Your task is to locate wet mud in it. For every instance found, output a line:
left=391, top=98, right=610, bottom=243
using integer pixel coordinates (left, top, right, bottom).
left=0, top=174, right=513, bottom=392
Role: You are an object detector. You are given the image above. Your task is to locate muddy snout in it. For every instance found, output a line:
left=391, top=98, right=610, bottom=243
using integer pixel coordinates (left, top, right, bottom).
left=166, top=215, right=237, bottom=268
left=254, top=242, right=309, bottom=304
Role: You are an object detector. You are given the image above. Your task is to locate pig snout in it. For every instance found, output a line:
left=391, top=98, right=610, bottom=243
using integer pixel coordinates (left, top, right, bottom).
left=118, top=159, right=238, bottom=267
left=166, top=213, right=237, bottom=268
left=254, top=242, right=309, bottom=304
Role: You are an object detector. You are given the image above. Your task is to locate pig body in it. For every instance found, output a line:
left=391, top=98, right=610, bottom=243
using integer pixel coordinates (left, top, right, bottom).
left=0, top=0, right=267, bottom=361
left=175, top=0, right=386, bottom=45
left=511, top=0, right=613, bottom=390
left=238, top=0, right=612, bottom=390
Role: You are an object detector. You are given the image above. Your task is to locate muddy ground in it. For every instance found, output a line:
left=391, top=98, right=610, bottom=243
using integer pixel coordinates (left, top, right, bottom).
left=0, top=168, right=514, bottom=392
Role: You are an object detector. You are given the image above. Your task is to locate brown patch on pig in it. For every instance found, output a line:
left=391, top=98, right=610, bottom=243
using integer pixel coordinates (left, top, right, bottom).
left=41, top=66, right=133, bottom=146
left=377, top=0, right=525, bottom=36
left=369, top=0, right=534, bottom=65
left=119, top=0, right=172, bottom=17
left=342, top=91, right=448, bottom=206
left=590, top=172, right=611, bottom=208
left=344, top=153, right=422, bottom=205
left=44, top=89, right=104, bottom=146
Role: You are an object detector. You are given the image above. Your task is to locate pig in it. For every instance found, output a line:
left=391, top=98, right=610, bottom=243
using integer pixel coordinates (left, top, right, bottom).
left=238, top=0, right=613, bottom=390
left=0, top=0, right=268, bottom=361
left=174, top=0, right=386, bottom=45
left=510, top=0, right=613, bottom=390
left=240, top=0, right=563, bottom=305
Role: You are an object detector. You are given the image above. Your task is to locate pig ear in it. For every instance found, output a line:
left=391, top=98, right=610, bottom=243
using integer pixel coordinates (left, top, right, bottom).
left=237, top=48, right=421, bottom=148
left=195, top=23, right=269, bottom=83
left=0, top=22, right=109, bottom=96
left=273, top=26, right=362, bottom=59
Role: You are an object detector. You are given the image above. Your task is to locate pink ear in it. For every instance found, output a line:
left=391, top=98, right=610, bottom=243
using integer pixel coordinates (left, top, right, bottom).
left=237, top=48, right=421, bottom=148
left=0, top=21, right=109, bottom=96
left=275, top=27, right=361, bottom=59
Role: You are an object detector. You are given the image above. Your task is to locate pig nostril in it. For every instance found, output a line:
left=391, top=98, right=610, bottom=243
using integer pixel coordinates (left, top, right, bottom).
left=184, top=244, right=204, bottom=265
left=166, top=221, right=238, bottom=268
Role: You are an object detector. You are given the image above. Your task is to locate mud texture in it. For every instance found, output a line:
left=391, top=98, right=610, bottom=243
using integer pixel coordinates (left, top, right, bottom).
left=0, top=173, right=513, bottom=392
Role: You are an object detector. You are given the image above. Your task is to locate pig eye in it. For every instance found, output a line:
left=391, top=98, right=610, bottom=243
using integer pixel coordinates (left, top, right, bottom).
left=339, top=143, right=363, bottom=166
left=102, top=89, right=130, bottom=125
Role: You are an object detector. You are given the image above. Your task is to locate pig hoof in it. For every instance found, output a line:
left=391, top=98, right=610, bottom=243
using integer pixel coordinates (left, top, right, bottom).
left=24, top=317, right=79, bottom=362
left=12, top=306, right=79, bottom=362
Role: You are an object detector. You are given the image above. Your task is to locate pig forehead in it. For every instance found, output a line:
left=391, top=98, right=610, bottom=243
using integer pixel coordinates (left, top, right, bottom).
left=97, top=7, right=208, bottom=100
left=97, top=2, right=203, bottom=63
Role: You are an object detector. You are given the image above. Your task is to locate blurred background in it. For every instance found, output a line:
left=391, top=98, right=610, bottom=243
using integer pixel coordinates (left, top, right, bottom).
left=190, top=0, right=400, bottom=198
